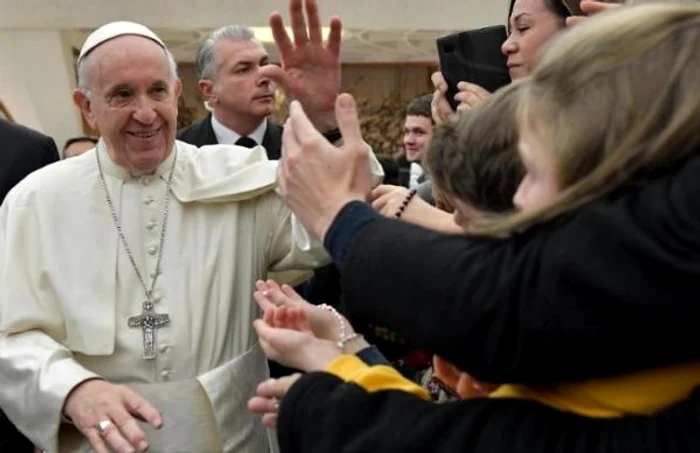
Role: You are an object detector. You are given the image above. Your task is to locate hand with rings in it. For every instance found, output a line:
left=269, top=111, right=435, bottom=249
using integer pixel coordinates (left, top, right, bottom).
left=95, top=419, right=113, bottom=436
left=62, top=378, right=162, bottom=453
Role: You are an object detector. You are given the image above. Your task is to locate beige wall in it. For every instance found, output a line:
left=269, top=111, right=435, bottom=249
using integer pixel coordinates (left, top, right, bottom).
left=0, top=29, right=83, bottom=151
left=0, top=0, right=509, bottom=30
left=175, top=62, right=433, bottom=155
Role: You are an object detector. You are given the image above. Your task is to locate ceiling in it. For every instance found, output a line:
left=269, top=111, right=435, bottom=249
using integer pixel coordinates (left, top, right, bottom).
left=63, top=26, right=461, bottom=64
left=0, top=0, right=509, bottom=30
left=6, top=0, right=510, bottom=64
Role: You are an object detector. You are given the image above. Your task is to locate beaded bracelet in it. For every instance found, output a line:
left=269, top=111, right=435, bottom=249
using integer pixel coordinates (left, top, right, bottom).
left=318, top=304, right=362, bottom=351
left=395, top=188, right=418, bottom=219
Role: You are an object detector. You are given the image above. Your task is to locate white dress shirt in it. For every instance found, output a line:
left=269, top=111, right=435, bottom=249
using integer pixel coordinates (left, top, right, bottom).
left=211, top=115, right=268, bottom=146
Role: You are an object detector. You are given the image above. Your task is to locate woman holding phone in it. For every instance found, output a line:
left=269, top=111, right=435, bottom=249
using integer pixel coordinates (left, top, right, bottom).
left=432, top=0, right=619, bottom=118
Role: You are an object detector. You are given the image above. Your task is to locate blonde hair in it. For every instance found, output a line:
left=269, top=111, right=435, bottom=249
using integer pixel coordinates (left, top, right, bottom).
left=473, top=3, right=700, bottom=236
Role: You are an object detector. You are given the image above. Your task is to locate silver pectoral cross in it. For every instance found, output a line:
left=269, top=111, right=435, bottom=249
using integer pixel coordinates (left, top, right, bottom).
left=128, top=300, right=170, bottom=360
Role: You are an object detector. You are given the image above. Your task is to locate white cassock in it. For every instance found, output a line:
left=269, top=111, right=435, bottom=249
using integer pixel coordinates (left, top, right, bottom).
left=0, top=140, right=383, bottom=453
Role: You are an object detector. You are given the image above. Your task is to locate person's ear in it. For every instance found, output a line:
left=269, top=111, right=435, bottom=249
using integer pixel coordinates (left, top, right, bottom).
left=73, top=89, right=98, bottom=131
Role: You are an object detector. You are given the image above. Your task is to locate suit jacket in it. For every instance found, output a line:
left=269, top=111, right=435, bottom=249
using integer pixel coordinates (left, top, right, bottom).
left=0, top=119, right=59, bottom=205
left=0, top=120, right=57, bottom=450
left=177, top=114, right=283, bottom=160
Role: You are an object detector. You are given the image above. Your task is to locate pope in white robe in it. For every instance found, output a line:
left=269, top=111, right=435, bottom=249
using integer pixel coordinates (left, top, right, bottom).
left=0, top=10, right=381, bottom=453
left=0, top=140, right=363, bottom=452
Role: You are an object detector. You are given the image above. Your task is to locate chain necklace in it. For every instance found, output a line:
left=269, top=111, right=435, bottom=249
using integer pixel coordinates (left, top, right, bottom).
left=95, top=140, right=177, bottom=305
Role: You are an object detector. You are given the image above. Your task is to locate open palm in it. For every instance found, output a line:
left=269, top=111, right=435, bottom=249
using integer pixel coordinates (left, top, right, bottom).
left=261, top=0, right=342, bottom=130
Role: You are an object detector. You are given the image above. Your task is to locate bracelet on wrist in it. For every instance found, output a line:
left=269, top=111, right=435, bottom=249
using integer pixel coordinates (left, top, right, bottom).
left=395, top=188, right=418, bottom=219
left=337, top=332, right=363, bottom=351
left=318, top=304, right=362, bottom=352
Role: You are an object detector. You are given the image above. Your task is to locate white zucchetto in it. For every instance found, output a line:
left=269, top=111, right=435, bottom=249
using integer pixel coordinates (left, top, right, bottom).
left=78, top=21, right=166, bottom=63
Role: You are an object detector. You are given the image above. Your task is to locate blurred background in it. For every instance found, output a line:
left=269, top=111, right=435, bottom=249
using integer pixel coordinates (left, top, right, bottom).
left=0, top=0, right=510, bottom=155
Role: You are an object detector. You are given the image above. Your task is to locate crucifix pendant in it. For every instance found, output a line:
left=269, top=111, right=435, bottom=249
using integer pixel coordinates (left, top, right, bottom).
left=128, top=300, right=170, bottom=360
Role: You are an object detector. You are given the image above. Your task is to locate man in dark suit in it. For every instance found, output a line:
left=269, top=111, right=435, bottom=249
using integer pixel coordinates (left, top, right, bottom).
left=0, top=119, right=59, bottom=205
left=177, top=24, right=282, bottom=158
left=0, top=119, right=59, bottom=450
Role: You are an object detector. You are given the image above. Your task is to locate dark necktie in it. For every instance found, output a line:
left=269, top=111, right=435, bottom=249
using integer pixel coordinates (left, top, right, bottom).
left=235, top=136, right=257, bottom=148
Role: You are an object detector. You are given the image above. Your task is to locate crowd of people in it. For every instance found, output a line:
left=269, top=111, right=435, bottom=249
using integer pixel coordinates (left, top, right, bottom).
left=1, top=0, right=700, bottom=452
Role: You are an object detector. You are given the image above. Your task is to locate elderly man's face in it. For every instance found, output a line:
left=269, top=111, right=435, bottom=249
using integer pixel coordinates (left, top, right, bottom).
left=74, top=35, right=182, bottom=175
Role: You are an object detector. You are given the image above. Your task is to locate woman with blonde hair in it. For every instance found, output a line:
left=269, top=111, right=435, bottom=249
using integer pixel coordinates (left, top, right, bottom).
left=252, top=4, right=700, bottom=452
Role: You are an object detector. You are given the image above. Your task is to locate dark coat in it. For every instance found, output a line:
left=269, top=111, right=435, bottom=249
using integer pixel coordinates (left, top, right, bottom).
left=176, top=114, right=282, bottom=160
left=0, top=119, right=59, bottom=205
left=0, top=119, right=59, bottom=451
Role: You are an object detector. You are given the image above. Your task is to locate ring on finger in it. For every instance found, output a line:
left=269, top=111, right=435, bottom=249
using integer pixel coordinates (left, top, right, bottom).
left=95, top=419, right=113, bottom=437
left=271, top=396, right=281, bottom=411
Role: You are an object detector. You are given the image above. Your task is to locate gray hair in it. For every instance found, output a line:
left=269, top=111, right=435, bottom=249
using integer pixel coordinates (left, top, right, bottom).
left=195, top=25, right=256, bottom=80
left=77, top=44, right=179, bottom=94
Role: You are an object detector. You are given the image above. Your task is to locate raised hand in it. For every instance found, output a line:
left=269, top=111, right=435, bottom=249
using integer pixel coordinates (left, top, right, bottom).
left=278, top=94, right=373, bottom=239
left=62, top=379, right=162, bottom=453
left=261, top=0, right=342, bottom=132
left=430, top=72, right=491, bottom=121
left=430, top=72, right=457, bottom=125
left=453, top=81, right=491, bottom=112
left=566, top=1, right=622, bottom=27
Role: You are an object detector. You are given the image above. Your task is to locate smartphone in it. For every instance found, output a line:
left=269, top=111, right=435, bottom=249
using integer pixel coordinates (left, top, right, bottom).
left=562, top=0, right=584, bottom=16
left=436, top=26, right=511, bottom=111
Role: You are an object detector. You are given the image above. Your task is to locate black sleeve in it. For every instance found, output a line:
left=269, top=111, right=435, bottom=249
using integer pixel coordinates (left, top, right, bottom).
left=278, top=372, right=700, bottom=453
left=338, top=156, right=700, bottom=384
left=40, top=136, right=60, bottom=166
left=0, top=411, right=32, bottom=453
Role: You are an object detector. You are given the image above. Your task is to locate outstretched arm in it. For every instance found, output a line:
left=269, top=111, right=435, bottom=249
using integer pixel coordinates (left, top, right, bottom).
left=276, top=87, right=700, bottom=384
left=277, top=371, right=700, bottom=453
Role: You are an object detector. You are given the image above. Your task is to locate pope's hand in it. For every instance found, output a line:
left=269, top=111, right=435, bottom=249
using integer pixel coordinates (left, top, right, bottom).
left=63, top=379, right=162, bottom=453
left=261, top=0, right=342, bottom=133
left=278, top=94, right=373, bottom=239
left=248, top=373, right=302, bottom=429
